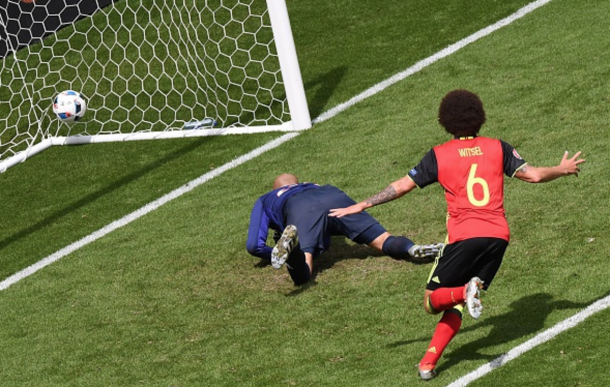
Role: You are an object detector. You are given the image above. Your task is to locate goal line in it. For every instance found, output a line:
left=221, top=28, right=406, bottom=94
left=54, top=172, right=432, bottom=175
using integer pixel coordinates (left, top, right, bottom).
left=5, top=1, right=605, bottom=385
left=0, top=0, right=310, bottom=173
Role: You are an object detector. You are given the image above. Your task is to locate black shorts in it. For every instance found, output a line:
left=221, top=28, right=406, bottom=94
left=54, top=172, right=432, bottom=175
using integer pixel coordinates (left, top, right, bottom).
left=426, top=237, right=508, bottom=291
left=284, top=185, right=386, bottom=257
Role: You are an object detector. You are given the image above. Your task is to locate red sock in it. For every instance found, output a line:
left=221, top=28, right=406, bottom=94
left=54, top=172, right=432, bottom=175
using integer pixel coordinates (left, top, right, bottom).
left=420, top=309, right=463, bottom=368
left=428, top=286, right=466, bottom=312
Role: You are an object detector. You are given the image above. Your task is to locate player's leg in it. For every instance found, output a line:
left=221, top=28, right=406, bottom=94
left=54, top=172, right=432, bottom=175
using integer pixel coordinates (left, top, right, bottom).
left=417, top=238, right=506, bottom=380
left=408, top=241, right=445, bottom=261
left=369, top=232, right=443, bottom=261
left=418, top=305, right=463, bottom=381
left=472, top=238, right=508, bottom=291
left=464, top=238, right=507, bottom=318
left=304, top=252, right=313, bottom=277
left=422, top=240, right=490, bottom=314
left=420, top=276, right=482, bottom=373
left=285, top=244, right=313, bottom=286
left=428, top=237, right=506, bottom=316
left=318, top=180, right=442, bottom=261
left=283, top=191, right=329, bottom=263
left=368, top=231, right=415, bottom=258
left=271, top=224, right=298, bottom=269
left=423, top=237, right=504, bottom=314
left=465, top=277, right=483, bottom=319
left=417, top=242, right=470, bottom=380
left=335, top=210, right=442, bottom=261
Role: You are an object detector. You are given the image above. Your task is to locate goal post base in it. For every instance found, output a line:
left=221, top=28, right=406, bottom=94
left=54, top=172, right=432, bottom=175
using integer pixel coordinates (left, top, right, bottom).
left=0, top=0, right=310, bottom=174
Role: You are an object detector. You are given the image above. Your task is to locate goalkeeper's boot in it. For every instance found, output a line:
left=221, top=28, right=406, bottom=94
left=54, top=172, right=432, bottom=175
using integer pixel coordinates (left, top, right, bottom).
left=465, top=276, right=484, bottom=319
left=417, top=363, right=437, bottom=381
left=271, top=225, right=298, bottom=269
left=408, top=243, right=444, bottom=262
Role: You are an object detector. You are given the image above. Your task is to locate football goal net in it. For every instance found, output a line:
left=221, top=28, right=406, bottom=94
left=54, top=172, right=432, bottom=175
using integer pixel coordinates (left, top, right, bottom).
left=0, top=0, right=311, bottom=173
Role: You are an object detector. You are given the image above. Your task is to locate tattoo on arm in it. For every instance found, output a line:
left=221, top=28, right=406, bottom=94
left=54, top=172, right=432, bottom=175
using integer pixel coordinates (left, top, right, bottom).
left=515, top=164, right=528, bottom=178
left=365, top=185, right=398, bottom=206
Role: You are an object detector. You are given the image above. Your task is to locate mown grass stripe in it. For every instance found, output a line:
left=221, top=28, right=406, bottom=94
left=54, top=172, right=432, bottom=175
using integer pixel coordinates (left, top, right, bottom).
left=0, top=132, right=299, bottom=291
left=446, top=295, right=610, bottom=386
left=314, top=0, right=555, bottom=124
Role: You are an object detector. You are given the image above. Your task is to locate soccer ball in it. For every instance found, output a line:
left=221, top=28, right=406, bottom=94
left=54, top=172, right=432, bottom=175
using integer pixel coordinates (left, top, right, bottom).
left=53, top=90, right=87, bottom=123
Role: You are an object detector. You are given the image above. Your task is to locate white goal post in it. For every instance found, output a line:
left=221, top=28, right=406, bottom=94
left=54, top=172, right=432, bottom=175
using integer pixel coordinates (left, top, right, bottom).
left=0, top=0, right=311, bottom=173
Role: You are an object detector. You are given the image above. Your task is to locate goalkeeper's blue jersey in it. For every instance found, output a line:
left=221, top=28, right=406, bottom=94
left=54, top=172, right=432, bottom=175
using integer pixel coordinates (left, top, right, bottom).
left=246, top=183, right=319, bottom=260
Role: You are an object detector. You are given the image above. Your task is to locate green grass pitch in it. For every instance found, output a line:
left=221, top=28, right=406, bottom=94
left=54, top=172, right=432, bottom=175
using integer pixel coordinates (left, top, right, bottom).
left=1, top=0, right=609, bottom=386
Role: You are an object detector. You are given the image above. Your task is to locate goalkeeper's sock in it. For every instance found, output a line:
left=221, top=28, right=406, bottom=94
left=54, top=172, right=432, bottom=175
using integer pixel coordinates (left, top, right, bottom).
left=382, top=236, right=415, bottom=260
left=428, top=286, right=466, bottom=313
left=420, top=307, right=463, bottom=367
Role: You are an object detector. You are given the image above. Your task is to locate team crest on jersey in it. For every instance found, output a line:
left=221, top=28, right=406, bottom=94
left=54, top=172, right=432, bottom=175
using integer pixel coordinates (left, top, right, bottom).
left=512, top=149, right=523, bottom=160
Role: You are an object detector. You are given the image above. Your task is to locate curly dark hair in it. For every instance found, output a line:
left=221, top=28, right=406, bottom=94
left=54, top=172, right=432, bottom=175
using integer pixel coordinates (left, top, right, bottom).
left=438, top=89, right=486, bottom=137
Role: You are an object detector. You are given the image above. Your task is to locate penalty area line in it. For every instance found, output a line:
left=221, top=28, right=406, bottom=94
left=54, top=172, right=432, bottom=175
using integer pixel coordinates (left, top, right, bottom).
left=0, top=132, right=300, bottom=292
left=313, top=0, right=556, bottom=124
left=446, top=294, right=610, bottom=387
left=1, top=0, right=555, bottom=294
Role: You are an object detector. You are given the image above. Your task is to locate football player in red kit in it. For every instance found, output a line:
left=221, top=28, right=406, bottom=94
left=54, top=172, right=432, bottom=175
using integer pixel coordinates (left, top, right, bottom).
left=329, top=89, right=585, bottom=380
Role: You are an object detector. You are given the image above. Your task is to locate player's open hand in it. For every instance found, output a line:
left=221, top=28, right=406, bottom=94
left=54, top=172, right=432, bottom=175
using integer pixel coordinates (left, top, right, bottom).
left=328, top=203, right=366, bottom=218
left=561, top=151, right=585, bottom=177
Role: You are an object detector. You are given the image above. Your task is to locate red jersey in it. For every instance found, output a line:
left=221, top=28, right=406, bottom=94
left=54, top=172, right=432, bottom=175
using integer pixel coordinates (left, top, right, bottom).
left=408, top=136, right=526, bottom=244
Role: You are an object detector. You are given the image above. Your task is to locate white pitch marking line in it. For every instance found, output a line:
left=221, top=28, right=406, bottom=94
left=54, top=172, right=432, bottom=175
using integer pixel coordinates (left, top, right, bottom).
left=314, top=0, right=555, bottom=124
left=446, top=294, right=610, bottom=387
left=0, top=133, right=299, bottom=291
left=6, top=0, right=600, bottom=382
left=4, top=26, right=571, bottom=387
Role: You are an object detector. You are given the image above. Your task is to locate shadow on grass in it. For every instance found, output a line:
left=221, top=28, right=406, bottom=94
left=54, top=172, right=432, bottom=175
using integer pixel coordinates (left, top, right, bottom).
left=221, top=66, right=347, bottom=127
left=388, top=293, right=591, bottom=371
left=316, top=236, right=386, bottom=271
left=305, top=66, right=348, bottom=120
left=315, top=236, right=434, bottom=273
left=252, top=234, right=433, bottom=296
left=0, top=136, right=213, bottom=254
left=277, top=236, right=431, bottom=296
left=438, top=293, right=590, bottom=371
left=286, top=280, right=319, bottom=296
left=249, top=236, right=381, bottom=296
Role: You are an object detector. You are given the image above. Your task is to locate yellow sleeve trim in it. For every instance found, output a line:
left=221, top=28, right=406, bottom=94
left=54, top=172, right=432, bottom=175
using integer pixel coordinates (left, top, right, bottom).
left=512, top=162, right=528, bottom=178
left=406, top=174, right=423, bottom=189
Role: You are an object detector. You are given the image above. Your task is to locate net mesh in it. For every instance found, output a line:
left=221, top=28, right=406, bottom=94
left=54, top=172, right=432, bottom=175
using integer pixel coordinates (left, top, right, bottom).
left=1, top=0, right=293, bottom=165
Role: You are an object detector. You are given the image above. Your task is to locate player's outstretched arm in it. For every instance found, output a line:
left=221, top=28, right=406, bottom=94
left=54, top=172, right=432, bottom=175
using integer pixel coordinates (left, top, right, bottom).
left=515, top=151, right=585, bottom=183
left=329, top=176, right=416, bottom=218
